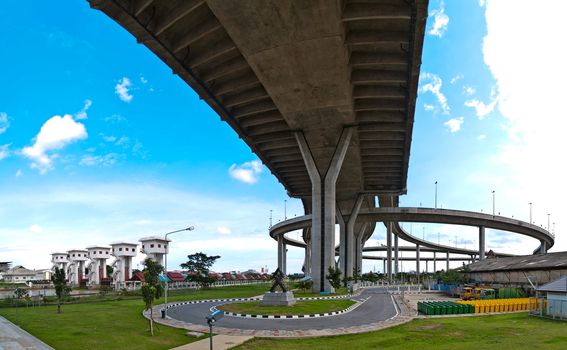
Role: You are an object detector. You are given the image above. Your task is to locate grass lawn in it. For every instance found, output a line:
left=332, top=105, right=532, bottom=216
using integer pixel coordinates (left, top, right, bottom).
left=0, top=283, right=270, bottom=350
left=218, top=299, right=356, bottom=316
left=235, top=313, right=567, bottom=350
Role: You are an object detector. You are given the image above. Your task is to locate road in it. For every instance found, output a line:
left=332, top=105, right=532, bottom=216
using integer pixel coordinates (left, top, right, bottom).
left=166, top=287, right=397, bottom=331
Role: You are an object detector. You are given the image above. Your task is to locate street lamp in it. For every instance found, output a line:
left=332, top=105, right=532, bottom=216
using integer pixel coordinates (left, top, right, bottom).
left=547, top=214, right=550, bottom=232
left=284, top=199, right=287, bottom=220
left=163, top=226, right=195, bottom=318
left=492, top=190, right=495, bottom=216
left=529, top=202, right=533, bottom=224
left=435, top=181, right=437, bottom=209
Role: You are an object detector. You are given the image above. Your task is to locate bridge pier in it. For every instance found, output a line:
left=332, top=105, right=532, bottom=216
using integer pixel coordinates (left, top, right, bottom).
left=446, top=252, right=450, bottom=271
left=540, top=241, right=547, bottom=254
left=386, top=222, right=392, bottom=282
left=277, top=235, right=287, bottom=274
left=303, top=235, right=311, bottom=276
left=416, top=244, right=420, bottom=283
left=354, top=223, right=367, bottom=282
left=394, top=233, right=399, bottom=276
left=479, top=226, right=486, bottom=260
left=340, top=196, right=363, bottom=280
left=294, top=128, right=353, bottom=293
left=433, top=252, right=436, bottom=272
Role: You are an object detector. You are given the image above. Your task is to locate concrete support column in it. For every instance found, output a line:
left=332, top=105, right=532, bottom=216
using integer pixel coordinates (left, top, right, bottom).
left=425, top=260, right=428, bottom=273
left=383, top=259, right=386, bottom=275
left=303, top=238, right=311, bottom=276
left=433, top=252, right=437, bottom=272
left=344, top=196, right=363, bottom=279
left=337, top=211, right=346, bottom=274
left=479, top=226, right=486, bottom=260
left=354, top=222, right=367, bottom=278
left=446, top=252, right=450, bottom=272
left=416, top=244, right=420, bottom=283
left=277, top=235, right=285, bottom=272
left=394, top=233, right=399, bottom=275
left=540, top=241, right=547, bottom=254
left=295, top=128, right=353, bottom=292
left=386, top=222, right=392, bottom=282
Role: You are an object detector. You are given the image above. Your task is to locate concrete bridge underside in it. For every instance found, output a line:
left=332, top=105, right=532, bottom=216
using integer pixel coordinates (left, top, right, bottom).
left=90, top=0, right=429, bottom=292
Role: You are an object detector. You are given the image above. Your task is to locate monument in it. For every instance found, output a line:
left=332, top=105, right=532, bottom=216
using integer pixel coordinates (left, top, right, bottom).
left=260, top=268, right=296, bottom=306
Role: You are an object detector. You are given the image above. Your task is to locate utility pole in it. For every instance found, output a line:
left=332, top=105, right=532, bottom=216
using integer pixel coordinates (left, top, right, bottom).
left=547, top=213, right=550, bottom=232
left=529, top=202, right=533, bottom=224
left=492, top=190, right=495, bottom=216
left=269, top=210, right=273, bottom=228
left=435, top=181, right=438, bottom=209
left=284, top=200, right=287, bottom=220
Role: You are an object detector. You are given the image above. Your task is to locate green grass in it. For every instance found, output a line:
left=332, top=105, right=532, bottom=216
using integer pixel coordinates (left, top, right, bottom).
left=218, top=299, right=356, bottom=316
left=0, top=283, right=270, bottom=350
left=235, top=313, right=567, bottom=350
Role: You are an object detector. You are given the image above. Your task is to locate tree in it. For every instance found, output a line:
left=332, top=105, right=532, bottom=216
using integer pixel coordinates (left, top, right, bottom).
left=51, top=267, right=71, bottom=314
left=141, top=258, right=164, bottom=336
left=326, top=266, right=342, bottom=290
left=106, top=264, right=114, bottom=277
left=180, top=252, right=220, bottom=288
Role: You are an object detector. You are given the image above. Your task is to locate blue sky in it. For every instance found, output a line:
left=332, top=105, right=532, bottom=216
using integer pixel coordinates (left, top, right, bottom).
left=1, top=1, right=565, bottom=274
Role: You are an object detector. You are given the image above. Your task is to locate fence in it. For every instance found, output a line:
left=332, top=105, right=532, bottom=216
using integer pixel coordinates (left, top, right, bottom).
left=529, top=295, right=567, bottom=321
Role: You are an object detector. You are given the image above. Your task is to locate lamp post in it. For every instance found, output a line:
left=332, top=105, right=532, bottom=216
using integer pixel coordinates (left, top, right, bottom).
left=284, top=199, right=287, bottom=220
left=547, top=214, right=550, bottom=232
left=435, top=181, right=438, bottom=209
left=492, top=190, right=495, bottom=216
left=163, top=226, right=195, bottom=318
left=529, top=202, right=533, bottom=224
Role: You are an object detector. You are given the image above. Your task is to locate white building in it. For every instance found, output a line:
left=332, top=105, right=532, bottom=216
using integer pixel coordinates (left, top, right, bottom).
left=51, top=252, right=69, bottom=272
left=86, top=246, right=111, bottom=286
left=67, top=249, right=89, bottom=287
left=110, top=242, right=137, bottom=289
left=2, top=266, right=36, bottom=283
left=139, top=236, right=170, bottom=266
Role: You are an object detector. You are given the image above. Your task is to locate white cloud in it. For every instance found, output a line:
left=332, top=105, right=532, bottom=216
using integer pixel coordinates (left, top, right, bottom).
left=419, top=72, right=450, bottom=114
left=21, top=114, right=87, bottom=173
left=115, top=77, right=133, bottom=102
left=423, top=104, right=435, bottom=111
left=0, top=112, right=9, bottom=134
left=228, top=160, right=263, bottom=184
left=478, top=134, right=487, bottom=141
left=140, top=76, right=148, bottom=84
left=465, top=99, right=497, bottom=119
left=75, top=99, right=92, bottom=120
left=29, top=224, right=43, bottom=233
left=479, top=0, right=486, bottom=7
left=477, top=0, right=567, bottom=250
left=450, top=74, right=463, bottom=84
left=0, top=144, right=10, bottom=160
left=217, top=226, right=231, bottom=235
left=102, top=134, right=117, bottom=143
left=15, top=169, right=23, bottom=177
left=79, top=153, right=119, bottom=167
left=444, top=117, right=464, bottom=133
left=463, top=86, right=476, bottom=96
left=429, top=1, right=449, bottom=37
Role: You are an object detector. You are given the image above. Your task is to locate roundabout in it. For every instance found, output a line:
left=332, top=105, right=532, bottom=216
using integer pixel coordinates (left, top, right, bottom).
left=149, top=287, right=408, bottom=337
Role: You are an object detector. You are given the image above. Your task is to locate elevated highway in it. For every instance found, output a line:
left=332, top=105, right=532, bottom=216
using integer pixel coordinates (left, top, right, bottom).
left=90, top=0, right=429, bottom=292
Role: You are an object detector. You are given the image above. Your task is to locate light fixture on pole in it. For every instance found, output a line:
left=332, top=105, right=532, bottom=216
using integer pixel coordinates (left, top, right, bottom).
left=547, top=214, right=550, bottom=231
left=529, top=202, right=533, bottom=224
left=163, top=226, right=195, bottom=318
left=492, top=190, right=495, bottom=216
left=435, top=181, right=438, bottom=209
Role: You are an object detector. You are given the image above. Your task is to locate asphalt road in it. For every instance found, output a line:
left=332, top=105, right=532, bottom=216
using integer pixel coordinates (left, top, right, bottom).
left=166, top=287, right=397, bottom=331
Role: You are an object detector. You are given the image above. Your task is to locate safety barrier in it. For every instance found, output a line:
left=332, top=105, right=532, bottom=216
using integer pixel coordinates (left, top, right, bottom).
left=456, top=298, right=544, bottom=313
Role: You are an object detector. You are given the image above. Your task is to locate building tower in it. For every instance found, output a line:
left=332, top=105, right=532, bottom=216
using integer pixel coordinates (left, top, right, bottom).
left=139, top=236, right=170, bottom=266
left=67, top=249, right=89, bottom=287
left=86, top=246, right=111, bottom=286
left=110, top=242, right=137, bottom=289
left=51, top=252, right=69, bottom=273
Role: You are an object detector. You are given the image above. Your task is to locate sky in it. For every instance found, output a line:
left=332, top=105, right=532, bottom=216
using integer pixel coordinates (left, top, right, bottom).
left=1, top=1, right=566, bottom=274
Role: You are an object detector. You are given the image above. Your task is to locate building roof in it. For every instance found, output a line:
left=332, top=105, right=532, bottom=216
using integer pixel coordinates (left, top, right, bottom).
left=166, top=272, right=185, bottom=282
left=139, top=236, right=170, bottom=243
left=537, top=276, right=567, bottom=293
left=130, top=271, right=145, bottom=282
left=468, top=251, right=567, bottom=272
left=86, top=246, right=111, bottom=250
left=109, top=242, right=137, bottom=246
left=6, top=265, right=35, bottom=275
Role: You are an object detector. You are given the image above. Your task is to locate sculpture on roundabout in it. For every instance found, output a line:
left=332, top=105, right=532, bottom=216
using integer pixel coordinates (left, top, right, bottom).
left=260, top=267, right=296, bottom=306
